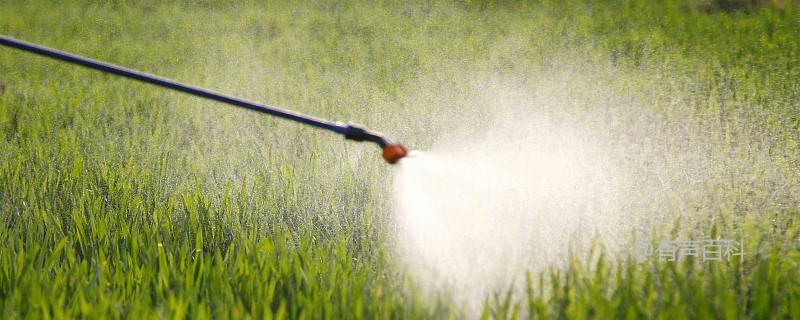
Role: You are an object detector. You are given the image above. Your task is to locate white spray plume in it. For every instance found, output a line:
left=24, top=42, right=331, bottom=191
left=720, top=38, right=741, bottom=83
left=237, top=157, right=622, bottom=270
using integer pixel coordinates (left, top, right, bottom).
left=392, top=89, right=626, bottom=309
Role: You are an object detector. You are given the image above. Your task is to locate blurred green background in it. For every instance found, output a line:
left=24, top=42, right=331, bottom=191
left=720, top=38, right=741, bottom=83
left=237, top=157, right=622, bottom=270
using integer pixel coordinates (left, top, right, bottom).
left=0, top=0, right=798, bottom=318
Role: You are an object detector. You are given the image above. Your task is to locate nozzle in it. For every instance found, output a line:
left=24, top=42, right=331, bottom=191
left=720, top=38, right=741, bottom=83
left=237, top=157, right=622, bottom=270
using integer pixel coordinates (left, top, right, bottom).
left=344, top=124, right=407, bottom=164
left=382, top=144, right=408, bottom=164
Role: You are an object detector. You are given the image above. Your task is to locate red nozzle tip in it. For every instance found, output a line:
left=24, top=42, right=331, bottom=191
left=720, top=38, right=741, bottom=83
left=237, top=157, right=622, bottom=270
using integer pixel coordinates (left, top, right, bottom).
left=382, top=144, right=408, bottom=164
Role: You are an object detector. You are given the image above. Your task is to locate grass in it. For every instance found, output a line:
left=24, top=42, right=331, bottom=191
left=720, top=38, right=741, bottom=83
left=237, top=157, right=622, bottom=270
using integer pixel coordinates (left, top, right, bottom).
left=0, top=0, right=798, bottom=318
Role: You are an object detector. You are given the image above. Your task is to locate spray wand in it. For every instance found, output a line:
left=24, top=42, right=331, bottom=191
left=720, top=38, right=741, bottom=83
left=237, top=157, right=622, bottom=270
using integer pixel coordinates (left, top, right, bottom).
left=0, top=36, right=408, bottom=164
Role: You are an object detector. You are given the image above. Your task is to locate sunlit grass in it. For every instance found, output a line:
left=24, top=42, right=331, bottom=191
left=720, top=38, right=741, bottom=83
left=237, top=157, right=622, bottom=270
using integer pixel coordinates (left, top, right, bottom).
left=0, top=0, right=798, bottom=318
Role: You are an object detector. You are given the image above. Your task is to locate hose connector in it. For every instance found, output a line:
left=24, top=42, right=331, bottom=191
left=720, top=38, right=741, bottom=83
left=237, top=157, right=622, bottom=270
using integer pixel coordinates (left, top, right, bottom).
left=344, top=123, right=389, bottom=147
left=344, top=123, right=407, bottom=164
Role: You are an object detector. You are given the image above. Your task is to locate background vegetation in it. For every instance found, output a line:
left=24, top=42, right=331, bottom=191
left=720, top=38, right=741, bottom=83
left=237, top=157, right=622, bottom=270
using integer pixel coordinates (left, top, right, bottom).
left=0, top=0, right=798, bottom=318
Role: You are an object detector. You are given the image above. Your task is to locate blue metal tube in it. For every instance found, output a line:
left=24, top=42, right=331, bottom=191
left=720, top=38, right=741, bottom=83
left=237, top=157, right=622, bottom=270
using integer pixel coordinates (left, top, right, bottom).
left=0, top=35, right=393, bottom=146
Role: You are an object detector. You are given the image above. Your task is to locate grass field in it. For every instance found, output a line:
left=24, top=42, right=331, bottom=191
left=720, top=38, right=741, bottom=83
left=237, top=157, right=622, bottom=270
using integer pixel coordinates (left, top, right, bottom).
left=1, top=0, right=799, bottom=318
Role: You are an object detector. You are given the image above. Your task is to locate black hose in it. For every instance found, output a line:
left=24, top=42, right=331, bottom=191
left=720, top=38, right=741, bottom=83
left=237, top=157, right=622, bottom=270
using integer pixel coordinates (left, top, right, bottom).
left=0, top=35, right=391, bottom=148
